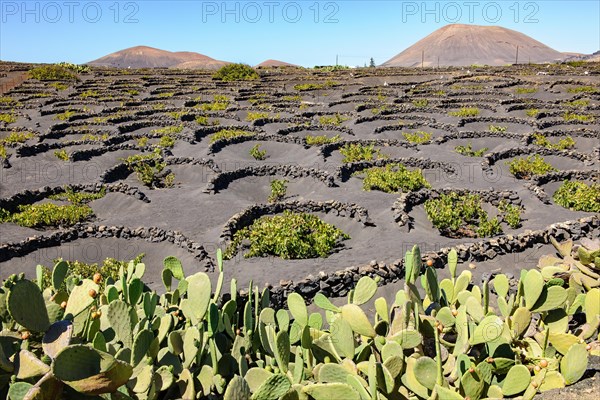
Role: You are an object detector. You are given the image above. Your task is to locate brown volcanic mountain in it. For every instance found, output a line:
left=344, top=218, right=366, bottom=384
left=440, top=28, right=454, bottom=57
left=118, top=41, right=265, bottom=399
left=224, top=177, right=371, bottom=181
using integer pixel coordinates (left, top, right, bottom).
left=383, top=24, right=567, bottom=67
left=256, top=59, right=298, bottom=68
left=87, top=46, right=229, bottom=69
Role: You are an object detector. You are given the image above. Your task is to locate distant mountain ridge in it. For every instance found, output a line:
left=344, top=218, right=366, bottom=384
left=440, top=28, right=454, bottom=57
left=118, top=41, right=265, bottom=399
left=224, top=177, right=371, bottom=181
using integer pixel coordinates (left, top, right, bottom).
left=256, top=59, right=298, bottom=68
left=383, top=24, right=568, bottom=67
left=87, top=46, right=229, bottom=69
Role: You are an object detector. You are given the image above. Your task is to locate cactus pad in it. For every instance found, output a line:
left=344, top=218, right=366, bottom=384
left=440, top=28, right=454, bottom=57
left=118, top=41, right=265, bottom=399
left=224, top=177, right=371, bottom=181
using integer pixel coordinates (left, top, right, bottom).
left=52, top=345, right=133, bottom=395
left=303, top=383, right=359, bottom=400
left=7, top=279, right=50, bottom=332
left=561, top=343, right=588, bottom=384
left=42, top=320, right=73, bottom=359
left=501, top=364, right=530, bottom=396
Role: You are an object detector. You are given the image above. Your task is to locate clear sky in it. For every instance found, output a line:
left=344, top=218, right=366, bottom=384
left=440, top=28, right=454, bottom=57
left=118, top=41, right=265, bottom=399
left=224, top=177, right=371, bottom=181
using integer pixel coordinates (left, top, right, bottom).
left=1, top=0, right=599, bottom=67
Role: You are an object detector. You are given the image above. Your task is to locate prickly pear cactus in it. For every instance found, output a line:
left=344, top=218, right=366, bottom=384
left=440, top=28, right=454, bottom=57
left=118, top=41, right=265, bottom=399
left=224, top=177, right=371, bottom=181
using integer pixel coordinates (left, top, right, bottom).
left=52, top=345, right=133, bottom=395
left=107, top=300, right=133, bottom=348
left=7, top=279, right=50, bottom=332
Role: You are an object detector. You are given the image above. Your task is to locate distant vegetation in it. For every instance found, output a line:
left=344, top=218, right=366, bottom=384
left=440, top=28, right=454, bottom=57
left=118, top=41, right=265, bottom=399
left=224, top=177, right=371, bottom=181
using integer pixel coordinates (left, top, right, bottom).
left=455, top=142, right=488, bottom=157
left=0, top=113, right=17, bottom=124
left=448, top=107, right=480, bottom=117
left=562, top=112, right=594, bottom=122
left=294, top=80, right=338, bottom=91
left=340, top=143, right=387, bottom=163
left=0, top=203, right=93, bottom=228
left=358, top=164, right=430, bottom=193
left=553, top=181, right=600, bottom=212
left=213, top=63, right=259, bottom=82
left=567, top=85, right=598, bottom=94
left=29, top=65, right=78, bottom=81
left=424, top=192, right=521, bottom=238
left=507, top=154, right=557, bottom=179
left=209, top=129, right=255, bottom=143
left=225, top=210, right=349, bottom=259
left=319, top=113, right=348, bottom=126
left=489, top=125, right=507, bottom=133
left=402, top=131, right=432, bottom=144
left=268, top=179, right=288, bottom=203
left=124, top=151, right=174, bottom=188
left=532, top=133, right=575, bottom=150
left=249, top=143, right=267, bottom=160
left=304, top=134, right=341, bottom=146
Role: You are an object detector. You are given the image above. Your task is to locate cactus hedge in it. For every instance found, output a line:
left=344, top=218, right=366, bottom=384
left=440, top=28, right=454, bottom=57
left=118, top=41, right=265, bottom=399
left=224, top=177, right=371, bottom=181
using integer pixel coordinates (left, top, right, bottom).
left=0, top=239, right=598, bottom=399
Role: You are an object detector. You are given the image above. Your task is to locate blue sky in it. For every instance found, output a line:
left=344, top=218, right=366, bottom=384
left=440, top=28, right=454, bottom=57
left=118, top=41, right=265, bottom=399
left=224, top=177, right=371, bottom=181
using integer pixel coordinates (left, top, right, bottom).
left=1, top=1, right=599, bottom=67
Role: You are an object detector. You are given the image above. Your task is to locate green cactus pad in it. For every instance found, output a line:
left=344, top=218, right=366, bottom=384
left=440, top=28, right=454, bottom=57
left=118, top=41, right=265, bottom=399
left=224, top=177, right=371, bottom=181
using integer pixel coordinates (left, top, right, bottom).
left=318, top=363, right=351, bottom=383
left=107, top=300, right=133, bottom=348
left=501, top=364, right=530, bottom=396
left=439, top=279, right=454, bottom=304
left=511, top=307, right=532, bottom=337
left=276, top=309, right=290, bottom=332
left=459, top=367, right=484, bottom=400
left=303, top=382, right=359, bottom=400
left=389, top=328, right=422, bottom=349
left=52, top=345, right=133, bottom=395
left=537, top=370, right=564, bottom=392
left=435, top=307, right=455, bottom=327
left=131, top=329, right=154, bottom=366
left=287, top=293, right=308, bottom=327
left=414, top=356, right=437, bottom=390
left=51, top=260, right=69, bottom=291
left=531, top=286, right=567, bottom=312
left=64, top=279, right=99, bottom=320
left=128, top=278, right=143, bottom=305
left=7, top=279, right=50, bottom=332
left=341, top=304, right=375, bottom=338
left=434, top=384, right=463, bottom=400
left=544, top=308, right=569, bottom=334
left=177, top=368, right=196, bottom=399
left=161, top=269, right=173, bottom=292
left=493, top=274, right=509, bottom=298
left=452, top=273, right=471, bottom=304
left=14, top=350, right=50, bottom=379
left=352, top=276, right=378, bottom=305
left=331, top=317, right=355, bottom=359
left=448, top=249, right=458, bottom=280
left=224, top=375, right=252, bottom=400
left=42, top=320, right=73, bottom=359
left=245, top=367, right=273, bottom=392
left=186, top=272, right=212, bottom=323
left=251, top=373, right=290, bottom=400
left=273, top=331, right=290, bottom=373
left=374, top=297, right=388, bottom=323
left=129, top=363, right=154, bottom=393
left=423, top=266, right=440, bottom=303
left=524, top=269, right=544, bottom=310
left=154, top=365, right=174, bottom=392
left=182, top=327, right=200, bottom=369
left=585, top=288, right=599, bottom=326
left=381, top=341, right=401, bottom=361
left=163, top=256, right=184, bottom=280
left=383, top=355, right=404, bottom=379
left=308, top=313, right=323, bottom=330
left=402, top=357, right=429, bottom=399
left=561, top=343, right=588, bottom=384
left=8, top=382, right=34, bottom=400
left=471, top=315, right=503, bottom=345
left=260, top=308, right=275, bottom=324
left=549, top=332, right=580, bottom=355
